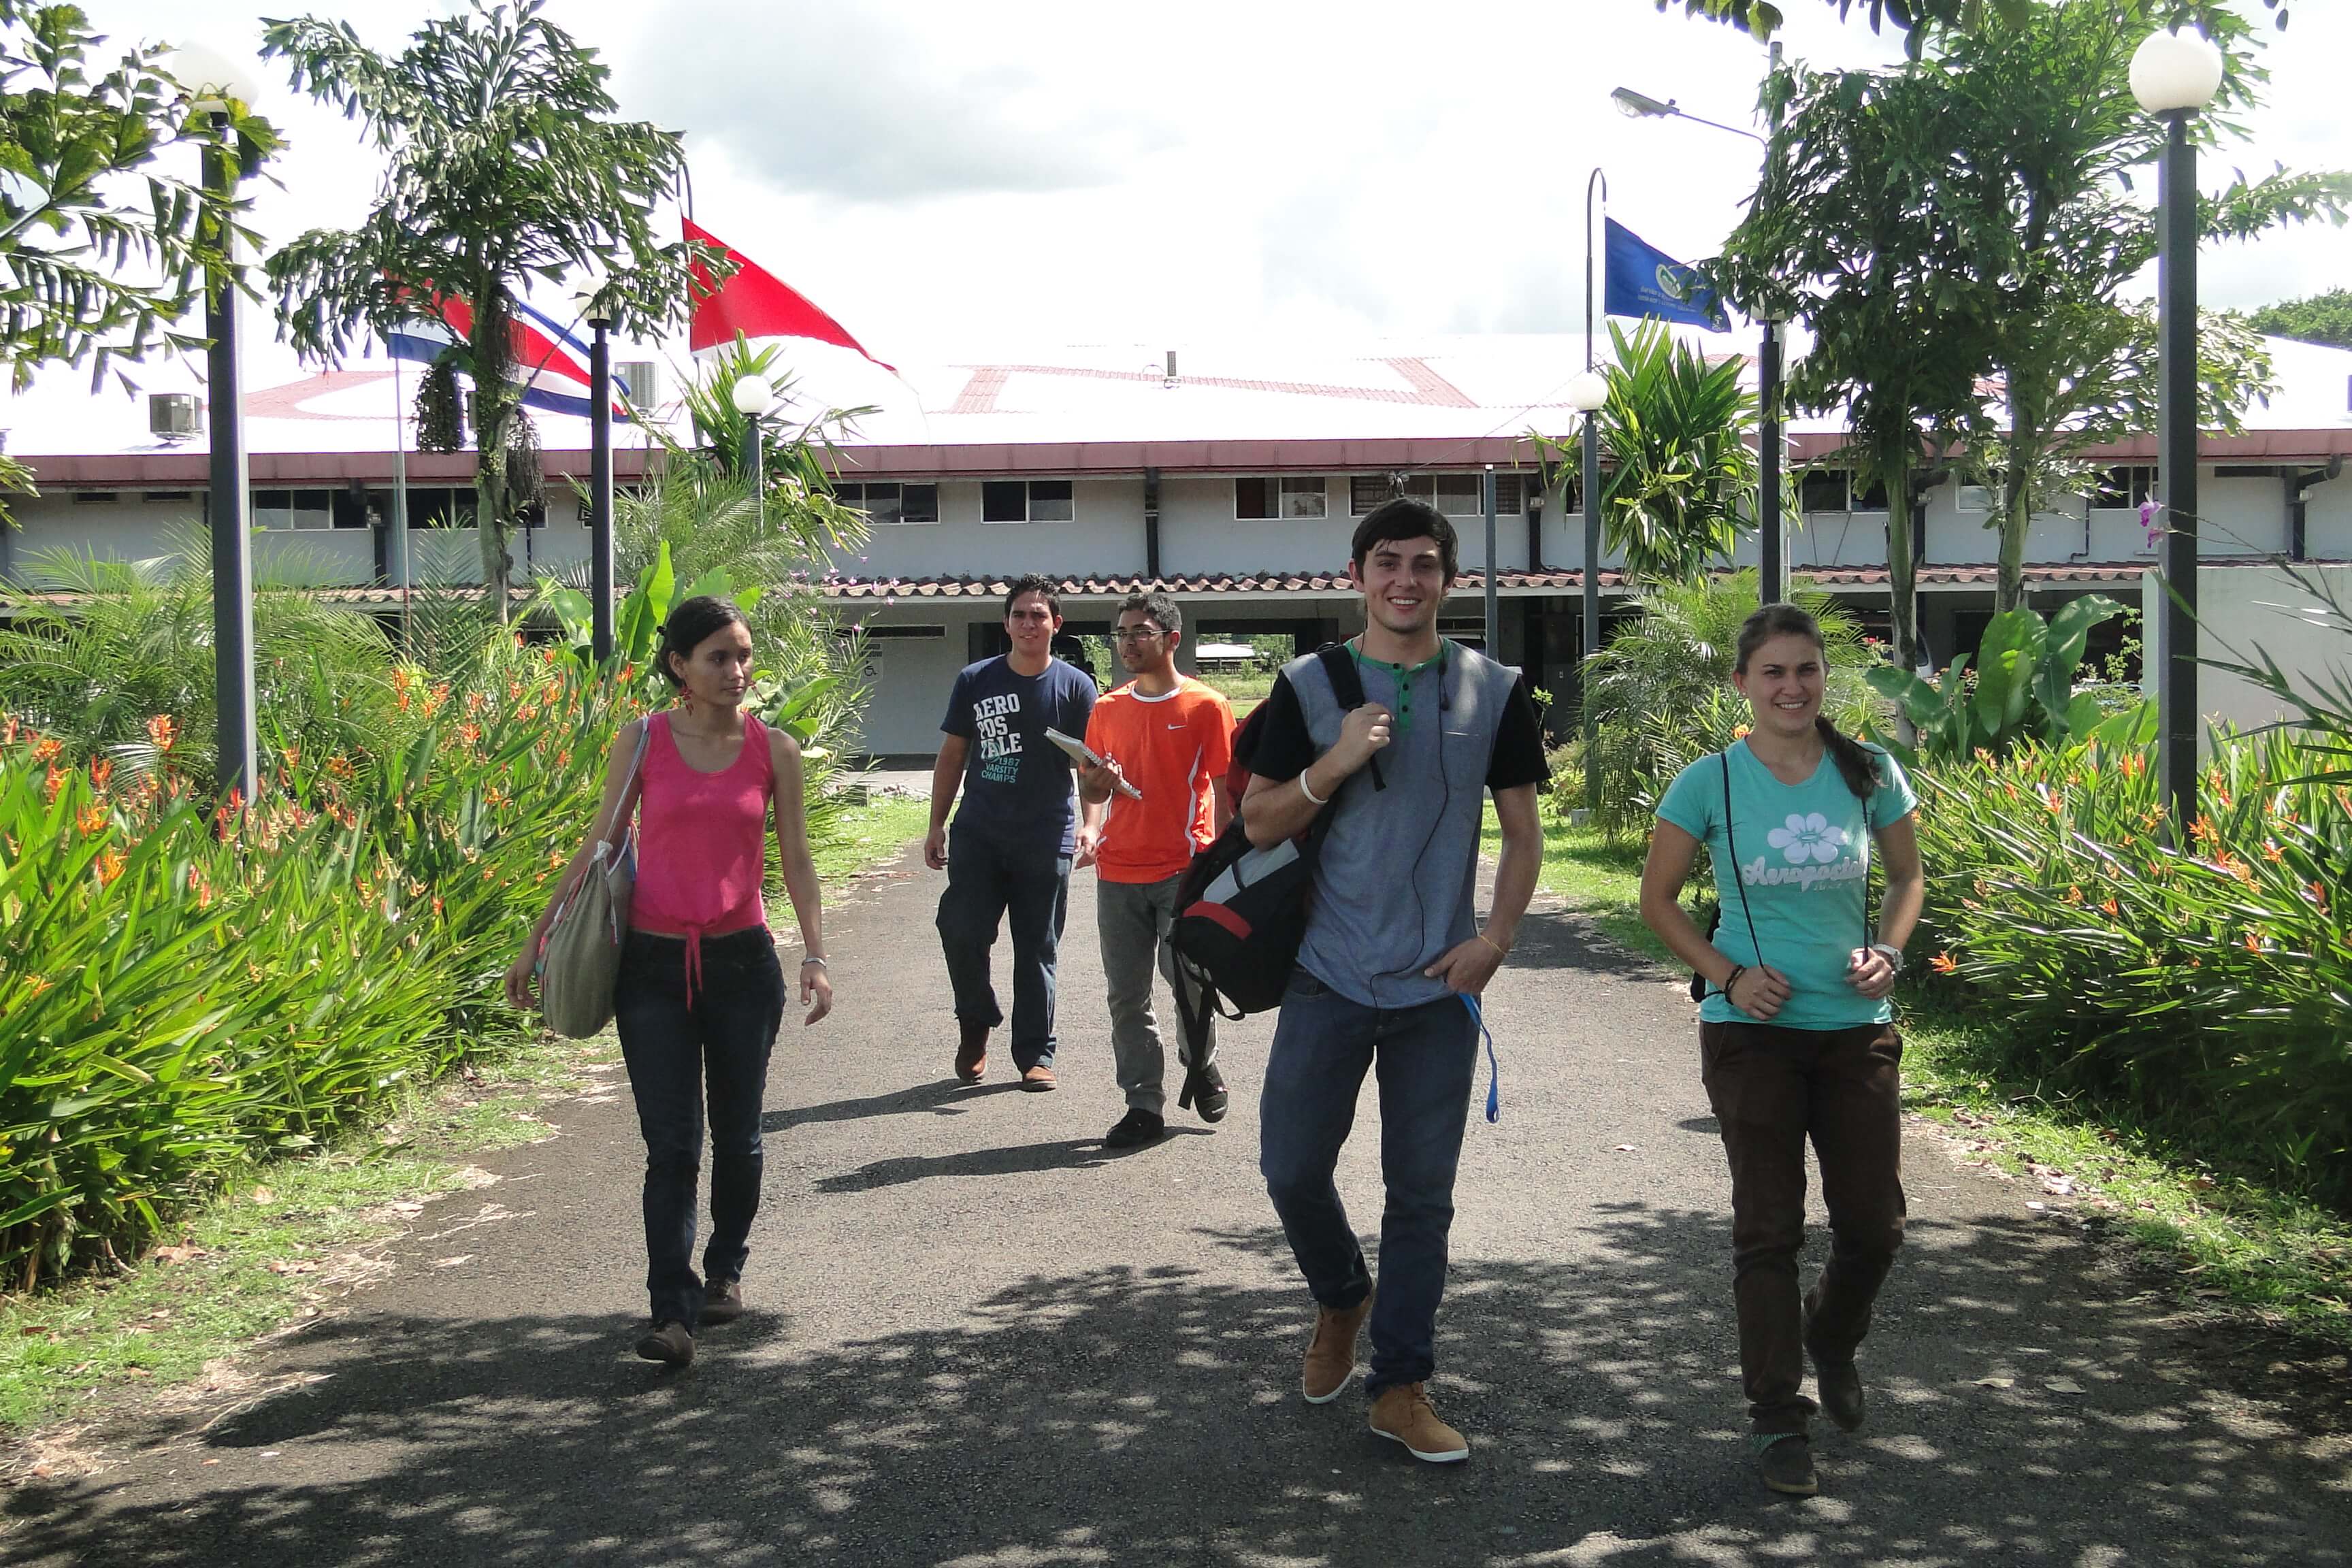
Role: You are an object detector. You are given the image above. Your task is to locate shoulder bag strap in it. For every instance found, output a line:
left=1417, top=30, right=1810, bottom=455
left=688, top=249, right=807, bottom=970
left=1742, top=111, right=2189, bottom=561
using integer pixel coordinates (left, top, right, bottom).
left=596, top=715, right=656, bottom=853
left=1723, top=748, right=1762, bottom=971
left=1314, top=642, right=1385, bottom=791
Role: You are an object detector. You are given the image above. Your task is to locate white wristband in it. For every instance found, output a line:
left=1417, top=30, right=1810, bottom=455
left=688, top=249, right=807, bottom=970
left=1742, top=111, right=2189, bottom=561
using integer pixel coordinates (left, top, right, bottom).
left=1869, top=943, right=1904, bottom=975
left=1297, top=770, right=1328, bottom=806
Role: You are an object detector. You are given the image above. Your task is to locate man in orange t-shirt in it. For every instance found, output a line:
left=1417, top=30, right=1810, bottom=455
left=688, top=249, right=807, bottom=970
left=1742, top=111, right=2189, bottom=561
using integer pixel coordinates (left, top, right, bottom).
left=1077, top=591, right=1235, bottom=1149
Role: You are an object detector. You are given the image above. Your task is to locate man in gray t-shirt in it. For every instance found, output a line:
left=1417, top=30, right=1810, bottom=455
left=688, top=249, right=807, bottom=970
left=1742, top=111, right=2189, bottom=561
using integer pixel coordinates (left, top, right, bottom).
left=1238, top=497, right=1546, bottom=1464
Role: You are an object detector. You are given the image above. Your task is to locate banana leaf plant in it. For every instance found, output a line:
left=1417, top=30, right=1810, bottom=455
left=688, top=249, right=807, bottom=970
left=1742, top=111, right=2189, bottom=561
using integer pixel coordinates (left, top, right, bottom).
left=1865, top=594, right=2149, bottom=766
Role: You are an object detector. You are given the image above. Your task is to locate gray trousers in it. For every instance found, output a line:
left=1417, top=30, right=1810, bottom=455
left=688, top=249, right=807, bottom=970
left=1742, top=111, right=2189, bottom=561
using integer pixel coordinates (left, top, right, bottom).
left=1096, top=873, right=1217, bottom=1114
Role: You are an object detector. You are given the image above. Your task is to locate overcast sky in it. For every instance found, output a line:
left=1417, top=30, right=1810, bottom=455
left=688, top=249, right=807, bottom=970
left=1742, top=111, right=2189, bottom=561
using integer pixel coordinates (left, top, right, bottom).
left=73, top=0, right=2352, bottom=374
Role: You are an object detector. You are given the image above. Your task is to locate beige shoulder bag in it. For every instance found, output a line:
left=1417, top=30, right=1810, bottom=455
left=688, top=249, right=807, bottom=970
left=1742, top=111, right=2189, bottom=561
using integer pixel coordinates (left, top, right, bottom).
left=536, top=717, right=655, bottom=1039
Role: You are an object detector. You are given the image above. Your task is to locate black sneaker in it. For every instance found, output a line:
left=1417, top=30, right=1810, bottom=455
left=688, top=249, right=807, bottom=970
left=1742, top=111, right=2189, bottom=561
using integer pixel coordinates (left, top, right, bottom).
left=700, top=1279, right=744, bottom=1326
left=1177, top=1062, right=1228, bottom=1124
left=1757, top=1433, right=1818, bottom=1497
left=1803, top=1307, right=1865, bottom=1431
left=1102, top=1107, right=1167, bottom=1149
left=635, top=1320, right=696, bottom=1367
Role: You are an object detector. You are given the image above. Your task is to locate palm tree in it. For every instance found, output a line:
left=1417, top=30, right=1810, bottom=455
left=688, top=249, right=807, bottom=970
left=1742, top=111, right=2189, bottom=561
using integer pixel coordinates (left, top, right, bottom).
left=259, top=0, right=712, bottom=617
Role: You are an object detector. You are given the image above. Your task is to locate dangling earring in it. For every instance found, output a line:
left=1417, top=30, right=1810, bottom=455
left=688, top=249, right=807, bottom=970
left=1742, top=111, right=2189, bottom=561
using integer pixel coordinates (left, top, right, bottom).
left=680, top=686, right=696, bottom=718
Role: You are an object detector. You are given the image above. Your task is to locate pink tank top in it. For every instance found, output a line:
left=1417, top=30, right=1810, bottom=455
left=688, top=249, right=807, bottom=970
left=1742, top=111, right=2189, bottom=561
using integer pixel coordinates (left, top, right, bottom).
left=631, top=712, right=773, bottom=997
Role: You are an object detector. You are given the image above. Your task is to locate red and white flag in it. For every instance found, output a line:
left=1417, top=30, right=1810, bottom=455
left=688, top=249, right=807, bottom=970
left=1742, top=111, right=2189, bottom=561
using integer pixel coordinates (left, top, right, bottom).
left=685, top=218, right=894, bottom=372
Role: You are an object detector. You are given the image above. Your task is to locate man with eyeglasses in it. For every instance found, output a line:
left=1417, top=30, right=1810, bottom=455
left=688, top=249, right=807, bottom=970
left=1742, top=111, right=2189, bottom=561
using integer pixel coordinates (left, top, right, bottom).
left=1074, top=591, right=1235, bottom=1149
left=927, top=576, right=1098, bottom=1090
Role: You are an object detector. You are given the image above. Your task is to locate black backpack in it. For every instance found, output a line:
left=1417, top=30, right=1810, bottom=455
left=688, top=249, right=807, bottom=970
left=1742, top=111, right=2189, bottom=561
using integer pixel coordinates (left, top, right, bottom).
left=1169, top=644, right=1382, bottom=1024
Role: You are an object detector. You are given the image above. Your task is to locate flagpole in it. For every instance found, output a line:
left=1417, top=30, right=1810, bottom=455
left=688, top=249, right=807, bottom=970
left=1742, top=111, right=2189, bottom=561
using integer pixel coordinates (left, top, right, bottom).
left=1583, top=168, right=1607, bottom=813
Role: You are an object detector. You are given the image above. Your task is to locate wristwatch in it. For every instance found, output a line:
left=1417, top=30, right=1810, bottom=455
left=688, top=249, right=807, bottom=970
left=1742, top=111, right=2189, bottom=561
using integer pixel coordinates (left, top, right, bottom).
left=1869, top=943, right=1905, bottom=975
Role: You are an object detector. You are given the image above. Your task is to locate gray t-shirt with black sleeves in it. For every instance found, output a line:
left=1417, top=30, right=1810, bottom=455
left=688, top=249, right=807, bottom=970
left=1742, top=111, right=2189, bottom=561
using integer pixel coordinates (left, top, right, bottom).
left=1247, top=642, right=1547, bottom=1009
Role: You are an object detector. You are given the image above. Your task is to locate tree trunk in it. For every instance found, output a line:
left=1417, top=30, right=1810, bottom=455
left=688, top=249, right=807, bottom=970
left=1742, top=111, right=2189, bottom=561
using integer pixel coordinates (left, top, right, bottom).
left=471, top=289, right=520, bottom=624
left=1878, top=433, right=1918, bottom=670
left=1997, top=399, right=2034, bottom=613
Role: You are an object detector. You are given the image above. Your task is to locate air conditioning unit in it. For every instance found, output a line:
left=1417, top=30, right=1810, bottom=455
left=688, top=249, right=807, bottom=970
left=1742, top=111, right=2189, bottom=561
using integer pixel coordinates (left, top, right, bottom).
left=615, top=360, right=660, bottom=409
left=149, top=392, right=202, bottom=443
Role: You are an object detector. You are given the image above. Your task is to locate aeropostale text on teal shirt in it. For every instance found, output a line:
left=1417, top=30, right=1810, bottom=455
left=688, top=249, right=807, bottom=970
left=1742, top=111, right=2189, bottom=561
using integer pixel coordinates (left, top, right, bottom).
left=1656, top=740, right=1918, bottom=1031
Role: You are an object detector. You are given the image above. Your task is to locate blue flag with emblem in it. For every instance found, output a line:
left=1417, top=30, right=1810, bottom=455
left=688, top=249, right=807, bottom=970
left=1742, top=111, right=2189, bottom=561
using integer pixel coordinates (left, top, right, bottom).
left=1603, top=218, right=1731, bottom=331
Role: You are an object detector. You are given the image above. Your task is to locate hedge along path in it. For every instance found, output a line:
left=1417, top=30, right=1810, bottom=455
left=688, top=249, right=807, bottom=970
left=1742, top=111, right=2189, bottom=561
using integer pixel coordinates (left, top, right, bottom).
left=0, top=646, right=623, bottom=1292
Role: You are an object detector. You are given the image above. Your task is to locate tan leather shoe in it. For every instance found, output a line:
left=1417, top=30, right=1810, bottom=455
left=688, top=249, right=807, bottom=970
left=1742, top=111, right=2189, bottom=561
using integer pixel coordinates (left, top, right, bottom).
left=955, top=1023, right=988, bottom=1083
left=1369, top=1382, right=1468, bottom=1463
left=1300, top=1292, right=1373, bottom=1404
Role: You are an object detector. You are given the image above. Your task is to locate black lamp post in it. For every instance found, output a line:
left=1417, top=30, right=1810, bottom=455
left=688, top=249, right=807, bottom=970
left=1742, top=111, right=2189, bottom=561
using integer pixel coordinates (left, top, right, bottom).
left=173, top=43, right=259, bottom=802
left=732, top=376, right=770, bottom=533
left=2131, top=27, right=2225, bottom=833
left=577, top=283, right=616, bottom=663
left=1612, top=41, right=1785, bottom=606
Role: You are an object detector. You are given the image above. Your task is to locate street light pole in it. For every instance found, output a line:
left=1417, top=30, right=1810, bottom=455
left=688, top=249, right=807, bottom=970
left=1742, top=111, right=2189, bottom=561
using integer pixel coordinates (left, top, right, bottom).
left=1482, top=464, right=1498, bottom=656
left=579, top=286, right=615, bottom=664
left=732, top=376, right=770, bottom=534
left=2132, top=27, right=2224, bottom=834
left=174, top=43, right=260, bottom=803
left=1575, top=166, right=1613, bottom=814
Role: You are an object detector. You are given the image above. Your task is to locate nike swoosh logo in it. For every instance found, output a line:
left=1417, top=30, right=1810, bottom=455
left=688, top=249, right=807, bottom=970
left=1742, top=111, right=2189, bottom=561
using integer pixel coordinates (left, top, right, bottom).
left=1167, top=723, right=1186, bottom=730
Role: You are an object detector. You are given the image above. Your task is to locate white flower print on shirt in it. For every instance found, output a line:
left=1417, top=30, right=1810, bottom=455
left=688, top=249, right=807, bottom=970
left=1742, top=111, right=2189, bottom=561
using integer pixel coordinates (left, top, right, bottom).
left=1768, top=812, right=1847, bottom=865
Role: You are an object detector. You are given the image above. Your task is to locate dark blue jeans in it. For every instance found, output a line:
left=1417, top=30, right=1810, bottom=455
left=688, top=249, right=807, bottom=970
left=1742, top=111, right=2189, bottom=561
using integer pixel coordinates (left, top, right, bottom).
left=1258, top=968, right=1479, bottom=1396
left=614, top=928, right=785, bottom=1328
left=936, top=826, right=1071, bottom=1071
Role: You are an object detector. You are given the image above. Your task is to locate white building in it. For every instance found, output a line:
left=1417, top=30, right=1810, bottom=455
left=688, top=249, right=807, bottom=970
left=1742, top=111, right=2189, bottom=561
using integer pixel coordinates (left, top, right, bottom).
left=5, top=335, right=2348, bottom=762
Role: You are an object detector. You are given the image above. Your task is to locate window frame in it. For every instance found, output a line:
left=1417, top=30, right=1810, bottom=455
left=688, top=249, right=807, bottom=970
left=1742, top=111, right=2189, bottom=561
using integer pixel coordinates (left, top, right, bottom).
left=1235, top=476, right=1330, bottom=520
left=981, top=478, right=1074, bottom=525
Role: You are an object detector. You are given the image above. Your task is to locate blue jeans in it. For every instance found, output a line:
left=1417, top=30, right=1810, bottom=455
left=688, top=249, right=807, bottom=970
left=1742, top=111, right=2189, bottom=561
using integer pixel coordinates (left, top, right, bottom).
left=1258, top=968, right=1478, bottom=1395
left=614, top=928, right=785, bottom=1328
left=936, top=826, right=1071, bottom=1071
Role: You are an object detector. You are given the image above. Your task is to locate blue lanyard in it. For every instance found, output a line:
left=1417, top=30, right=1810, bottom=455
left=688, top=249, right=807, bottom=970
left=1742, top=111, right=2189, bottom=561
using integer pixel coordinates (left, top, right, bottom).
left=1460, top=994, right=1500, bottom=1124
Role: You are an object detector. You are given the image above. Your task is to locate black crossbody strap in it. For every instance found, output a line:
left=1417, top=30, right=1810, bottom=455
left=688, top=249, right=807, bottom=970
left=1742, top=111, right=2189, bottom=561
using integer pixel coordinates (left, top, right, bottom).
left=1722, top=748, right=1762, bottom=980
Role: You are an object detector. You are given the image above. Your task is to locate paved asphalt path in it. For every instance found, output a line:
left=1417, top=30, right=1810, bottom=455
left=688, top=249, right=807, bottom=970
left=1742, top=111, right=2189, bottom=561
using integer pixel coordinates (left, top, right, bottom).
left=9, top=847, right=2351, bottom=1566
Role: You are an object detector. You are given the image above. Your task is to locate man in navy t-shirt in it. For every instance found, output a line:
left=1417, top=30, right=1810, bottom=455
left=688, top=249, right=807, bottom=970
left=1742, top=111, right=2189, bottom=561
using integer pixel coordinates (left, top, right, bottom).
left=926, top=574, right=1098, bottom=1090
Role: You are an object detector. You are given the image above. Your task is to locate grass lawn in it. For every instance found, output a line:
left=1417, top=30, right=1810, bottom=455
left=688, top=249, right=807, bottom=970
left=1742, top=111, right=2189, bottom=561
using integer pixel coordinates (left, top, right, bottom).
left=0, top=791, right=936, bottom=1439
left=1488, top=805, right=2352, bottom=1349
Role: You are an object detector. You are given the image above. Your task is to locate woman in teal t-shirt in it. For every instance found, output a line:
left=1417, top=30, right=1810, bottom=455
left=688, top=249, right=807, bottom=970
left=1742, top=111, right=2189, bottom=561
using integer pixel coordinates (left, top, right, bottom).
left=1639, top=604, right=1925, bottom=1499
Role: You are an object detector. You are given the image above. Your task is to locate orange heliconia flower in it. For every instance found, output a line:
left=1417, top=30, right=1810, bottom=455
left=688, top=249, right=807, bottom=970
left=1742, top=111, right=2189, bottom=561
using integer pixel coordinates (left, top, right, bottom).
left=2309, top=881, right=2330, bottom=911
left=2243, top=930, right=2264, bottom=953
left=1930, top=952, right=1959, bottom=975
left=2261, top=840, right=2285, bottom=864
left=2189, top=815, right=2219, bottom=847
left=76, top=806, right=108, bottom=835
left=95, top=848, right=126, bottom=885
left=146, top=714, right=176, bottom=751
left=32, top=735, right=63, bottom=763
left=24, top=973, right=51, bottom=997
left=88, top=757, right=113, bottom=792
left=2101, top=896, right=2121, bottom=917
left=2065, top=884, right=2083, bottom=905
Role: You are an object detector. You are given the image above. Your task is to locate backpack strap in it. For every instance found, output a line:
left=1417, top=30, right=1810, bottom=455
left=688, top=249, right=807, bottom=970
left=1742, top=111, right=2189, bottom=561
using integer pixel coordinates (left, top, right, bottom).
left=1313, top=642, right=1385, bottom=791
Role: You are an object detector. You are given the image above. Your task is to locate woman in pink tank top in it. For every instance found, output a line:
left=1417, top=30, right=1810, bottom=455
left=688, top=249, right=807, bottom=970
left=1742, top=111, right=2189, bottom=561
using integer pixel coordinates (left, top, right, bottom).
left=508, top=596, right=832, bottom=1369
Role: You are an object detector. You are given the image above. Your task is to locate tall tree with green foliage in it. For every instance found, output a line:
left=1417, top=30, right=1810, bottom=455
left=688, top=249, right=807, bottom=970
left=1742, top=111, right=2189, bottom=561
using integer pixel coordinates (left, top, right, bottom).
left=1935, top=0, right=2348, bottom=608
left=0, top=3, right=278, bottom=519
left=1662, top=0, right=2287, bottom=54
left=259, top=0, right=713, bottom=618
left=2249, top=288, right=2352, bottom=350
left=1535, top=318, right=1761, bottom=585
left=1716, top=61, right=1991, bottom=667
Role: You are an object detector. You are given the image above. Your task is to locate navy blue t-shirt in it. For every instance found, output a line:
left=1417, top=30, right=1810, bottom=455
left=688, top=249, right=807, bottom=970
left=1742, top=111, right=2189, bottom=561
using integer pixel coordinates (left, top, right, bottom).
left=942, top=655, right=1098, bottom=854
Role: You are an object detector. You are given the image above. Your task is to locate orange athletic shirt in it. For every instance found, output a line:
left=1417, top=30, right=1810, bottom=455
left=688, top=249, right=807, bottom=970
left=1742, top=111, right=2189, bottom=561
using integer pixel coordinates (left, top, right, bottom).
left=1084, top=676, right=1235, bottom=884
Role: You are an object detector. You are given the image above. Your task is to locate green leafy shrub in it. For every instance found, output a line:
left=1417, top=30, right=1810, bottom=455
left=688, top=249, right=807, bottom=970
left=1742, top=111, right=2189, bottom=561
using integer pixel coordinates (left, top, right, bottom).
left=0, top=647, right=619, bottom=1288
left=1912, top=733, right=2352, bottom=1201
left=1575, top=570, right=1878, bottom=836
left=1865, top=595, right=2148, bottom=766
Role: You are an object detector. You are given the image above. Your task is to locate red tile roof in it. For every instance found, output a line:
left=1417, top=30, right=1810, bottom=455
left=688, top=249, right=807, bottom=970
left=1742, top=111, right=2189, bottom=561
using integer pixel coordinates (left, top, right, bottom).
left=817, top=563, right=2168, bottom=599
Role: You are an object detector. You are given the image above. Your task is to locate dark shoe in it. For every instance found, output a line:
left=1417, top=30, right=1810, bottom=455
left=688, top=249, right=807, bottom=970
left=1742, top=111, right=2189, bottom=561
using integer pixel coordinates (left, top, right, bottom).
left=1020, top=1064, right=1057, bottom=1092
left=1102, top=1107, right=1166, bottom=1149
left=700, top=1279, right=744, bottom=1326
left=954, top=1022, right=988, bottom=1083
left=634, top=1320, right=696, bottom=1367
left=1177, top=1062, right=1228, bottom=1124
left=1757, top=1433, right=1818, bottom=1497
left=1803, top=1307, right=1865, bottom=1431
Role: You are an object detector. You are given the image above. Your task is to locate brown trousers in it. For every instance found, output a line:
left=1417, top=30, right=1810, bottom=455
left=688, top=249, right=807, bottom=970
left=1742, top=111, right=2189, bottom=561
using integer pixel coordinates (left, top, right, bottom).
left=1699, top=1019, right=1906, bottom=1435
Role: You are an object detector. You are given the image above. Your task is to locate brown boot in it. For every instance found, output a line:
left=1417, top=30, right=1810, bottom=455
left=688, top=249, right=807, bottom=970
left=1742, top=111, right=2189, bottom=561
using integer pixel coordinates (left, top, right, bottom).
left=954, top=1022, right=987, bottom=1083
left=1300, top=1292, right=1373, bottom=1404
left=1369, top=1382, right=1469, bottom=1463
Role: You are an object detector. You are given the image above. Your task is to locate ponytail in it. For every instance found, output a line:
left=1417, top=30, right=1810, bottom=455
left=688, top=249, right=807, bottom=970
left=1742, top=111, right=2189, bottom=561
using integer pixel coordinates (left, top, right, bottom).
left=1814, top=715, right=1881, bottom=804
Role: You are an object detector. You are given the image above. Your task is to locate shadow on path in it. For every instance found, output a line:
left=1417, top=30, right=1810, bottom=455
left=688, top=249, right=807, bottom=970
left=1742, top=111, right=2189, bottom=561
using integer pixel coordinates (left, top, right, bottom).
left=762, top=1079, right=1024, bottom=1134
left=1504, top=906, right=1667, bottom=980
left=815, top=1129, right=1218, bottom=1193
left=11, top=1207, right=2347, bottom=1567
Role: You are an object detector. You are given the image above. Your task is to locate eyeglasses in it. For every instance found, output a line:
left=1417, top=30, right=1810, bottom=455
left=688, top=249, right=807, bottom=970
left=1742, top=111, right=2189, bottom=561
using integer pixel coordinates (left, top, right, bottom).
left=1113, top=626, right=1167, bottom=644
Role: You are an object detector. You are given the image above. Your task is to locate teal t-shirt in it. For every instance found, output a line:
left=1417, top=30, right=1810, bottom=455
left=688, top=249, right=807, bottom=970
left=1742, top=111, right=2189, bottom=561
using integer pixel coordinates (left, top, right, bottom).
left=1656, top=740, right=1918, bottom=1030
